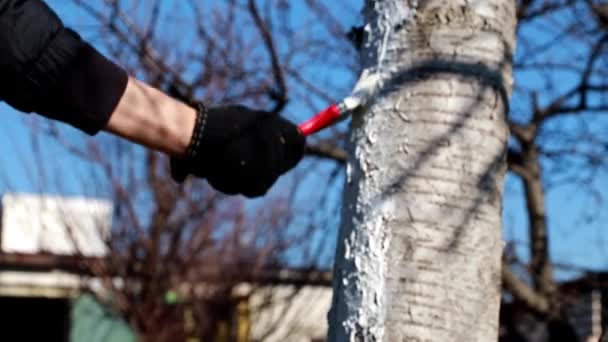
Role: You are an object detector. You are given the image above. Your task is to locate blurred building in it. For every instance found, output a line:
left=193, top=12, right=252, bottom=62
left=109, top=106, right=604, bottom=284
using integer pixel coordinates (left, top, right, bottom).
left=0, top=193, right=118, bottom=341
left=196, top=270, right=332, bottom=342
left=499, top=273, right=608, bottom=342
left=3, top=192, right=608, bottom=342
left=0, top=193, right=333, bottom=342
left=561, top=274, right=608, bottom=342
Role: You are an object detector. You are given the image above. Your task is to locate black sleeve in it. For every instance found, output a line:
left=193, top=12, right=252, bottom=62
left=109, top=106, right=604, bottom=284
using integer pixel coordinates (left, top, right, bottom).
left=0, top=0, right=128, bottom=135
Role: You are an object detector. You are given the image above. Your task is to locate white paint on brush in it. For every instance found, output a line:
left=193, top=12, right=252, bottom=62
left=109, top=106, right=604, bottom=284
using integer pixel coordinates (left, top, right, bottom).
left=341, top=1, right=416, bottom=113
left=342, top=70, right=383, bottom=111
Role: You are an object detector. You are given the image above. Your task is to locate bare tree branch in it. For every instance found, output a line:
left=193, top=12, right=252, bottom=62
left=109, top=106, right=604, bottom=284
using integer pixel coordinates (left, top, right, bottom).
left=248, top=0, right=288, bottom=113
left=306, top=142, right=347, bottom=164
left=502, top=263, right=550, bottom=315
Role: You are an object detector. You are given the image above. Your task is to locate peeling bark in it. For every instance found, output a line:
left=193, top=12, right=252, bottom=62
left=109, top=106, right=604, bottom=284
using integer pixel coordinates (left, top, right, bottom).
left=329, top=1, right=517, bottom=341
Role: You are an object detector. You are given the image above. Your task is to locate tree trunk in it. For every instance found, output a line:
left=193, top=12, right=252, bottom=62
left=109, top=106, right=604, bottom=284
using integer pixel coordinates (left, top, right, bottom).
left=329, top=1, right=516, bottom=341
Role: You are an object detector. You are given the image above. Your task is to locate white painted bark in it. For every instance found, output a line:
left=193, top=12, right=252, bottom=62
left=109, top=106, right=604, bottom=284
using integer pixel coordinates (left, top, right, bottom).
left=328, top=1, right=516, bottom=341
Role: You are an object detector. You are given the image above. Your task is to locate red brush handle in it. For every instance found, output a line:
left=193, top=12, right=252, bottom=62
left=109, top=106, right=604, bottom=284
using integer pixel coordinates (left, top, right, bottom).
left=298, top=104, right=341, bottom=136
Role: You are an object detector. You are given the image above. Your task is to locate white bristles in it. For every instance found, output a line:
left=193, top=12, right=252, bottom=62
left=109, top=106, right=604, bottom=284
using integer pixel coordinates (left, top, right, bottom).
left=341, top=70, right=383, bottom=112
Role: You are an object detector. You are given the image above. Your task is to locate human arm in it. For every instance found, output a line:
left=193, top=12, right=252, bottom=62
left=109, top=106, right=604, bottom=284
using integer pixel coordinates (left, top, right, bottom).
left=105, top=77, right=197, bottom=156
left=0, top=0, right=198, bottom=156
left=0, top=0, right=304, bottom=197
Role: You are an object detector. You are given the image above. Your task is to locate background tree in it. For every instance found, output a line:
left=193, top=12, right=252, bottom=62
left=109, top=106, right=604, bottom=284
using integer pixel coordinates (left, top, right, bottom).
left=6, top=1, right=357, bottom=341
left=499, top=1, right=608, bottom=341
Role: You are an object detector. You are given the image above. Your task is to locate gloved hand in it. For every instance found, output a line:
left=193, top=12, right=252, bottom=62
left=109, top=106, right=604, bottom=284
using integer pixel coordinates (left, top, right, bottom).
left=171, top=104, right=305, bottom=198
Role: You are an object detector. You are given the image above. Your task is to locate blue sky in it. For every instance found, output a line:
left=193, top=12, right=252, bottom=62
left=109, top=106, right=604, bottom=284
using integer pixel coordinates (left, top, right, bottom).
left=1, top=1, right=606, bottom=278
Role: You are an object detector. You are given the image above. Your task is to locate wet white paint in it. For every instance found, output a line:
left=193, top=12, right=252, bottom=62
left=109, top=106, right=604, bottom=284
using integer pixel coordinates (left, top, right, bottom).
left=330, top=0, right=515, bottom=341
left=328, top=1, right=418, bottom=342
left=342, top=70, right=382, bottom=111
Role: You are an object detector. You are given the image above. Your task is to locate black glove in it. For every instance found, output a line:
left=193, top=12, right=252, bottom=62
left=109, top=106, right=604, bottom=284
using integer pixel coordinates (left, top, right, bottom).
left=171, top=104, right=305, bottom=197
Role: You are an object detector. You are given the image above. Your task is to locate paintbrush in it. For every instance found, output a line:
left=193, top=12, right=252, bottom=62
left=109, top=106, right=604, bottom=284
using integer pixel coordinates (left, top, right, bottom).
left=298, top=71, right=381, bottom=136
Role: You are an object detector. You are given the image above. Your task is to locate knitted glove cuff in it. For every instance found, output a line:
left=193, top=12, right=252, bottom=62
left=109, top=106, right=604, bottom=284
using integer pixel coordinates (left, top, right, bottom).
left=183, top=102, right=208, bottom=162
left=170, top=102, right=208, bottom=182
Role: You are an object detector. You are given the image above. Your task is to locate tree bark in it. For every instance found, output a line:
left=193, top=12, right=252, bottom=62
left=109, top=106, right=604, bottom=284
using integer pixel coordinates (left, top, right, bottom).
left=329, top=1, right=517, bottom=341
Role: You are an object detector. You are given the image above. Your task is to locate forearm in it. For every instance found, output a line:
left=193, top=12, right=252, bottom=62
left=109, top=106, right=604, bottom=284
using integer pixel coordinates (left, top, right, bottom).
left=0, top=0, right=195, bottom=156
left=105, top=77, right=196, bottom=156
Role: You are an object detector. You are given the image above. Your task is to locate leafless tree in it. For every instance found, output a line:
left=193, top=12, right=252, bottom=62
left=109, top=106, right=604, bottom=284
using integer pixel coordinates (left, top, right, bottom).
left=29, top=0, right=359, bottom=340
left=7, top=0, right=608, bottom=341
